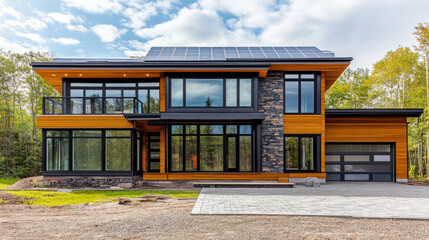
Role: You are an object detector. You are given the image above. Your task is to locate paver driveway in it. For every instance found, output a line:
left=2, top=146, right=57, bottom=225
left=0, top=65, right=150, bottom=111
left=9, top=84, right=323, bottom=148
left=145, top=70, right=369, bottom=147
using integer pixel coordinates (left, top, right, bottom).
left=191, top=182, right=429, bottom=219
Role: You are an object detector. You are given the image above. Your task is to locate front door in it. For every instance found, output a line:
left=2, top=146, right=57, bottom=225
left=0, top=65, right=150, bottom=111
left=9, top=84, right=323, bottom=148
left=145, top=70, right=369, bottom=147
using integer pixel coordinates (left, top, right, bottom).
left=226, top=136, right=238, bottom=171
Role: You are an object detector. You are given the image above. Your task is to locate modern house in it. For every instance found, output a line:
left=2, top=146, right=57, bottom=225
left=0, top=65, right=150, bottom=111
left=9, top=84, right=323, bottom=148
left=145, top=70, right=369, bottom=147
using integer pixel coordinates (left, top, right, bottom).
left=31, top=46, right=423, bottom=186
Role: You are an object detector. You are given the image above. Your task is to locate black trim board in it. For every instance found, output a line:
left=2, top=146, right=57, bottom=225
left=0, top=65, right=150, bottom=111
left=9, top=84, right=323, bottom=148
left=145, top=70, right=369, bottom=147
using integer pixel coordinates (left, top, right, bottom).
left=325, top=109, right=423, bottom=118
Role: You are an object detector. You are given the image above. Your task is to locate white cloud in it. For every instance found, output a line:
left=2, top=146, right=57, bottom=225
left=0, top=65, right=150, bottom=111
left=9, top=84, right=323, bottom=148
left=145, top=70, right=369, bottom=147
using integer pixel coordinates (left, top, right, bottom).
left=66, top=24, right=88, bottom=32
left=61, top=0, right=123, bottom=14
left=124, top=50, right=146, bottom=57
left=15, top=32, right=46, bottom=44
left=4, top=18, right=47, bottom=31
left=0, top=1, right=22, bottom=19
left=48, top=12, right=83, bottom=24
left=51, top=37, right=80, bottom=46
left=92, top=24, right=127, bottom=42
left=0, top=37, right=49, bottom=53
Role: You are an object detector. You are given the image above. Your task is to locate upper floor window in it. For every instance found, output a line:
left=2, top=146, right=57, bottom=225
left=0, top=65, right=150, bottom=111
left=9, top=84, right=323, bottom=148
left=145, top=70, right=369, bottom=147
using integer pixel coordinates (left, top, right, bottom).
left=170, top=78, right=252, bottom=108
left=284, top=73, right=317, bottom=114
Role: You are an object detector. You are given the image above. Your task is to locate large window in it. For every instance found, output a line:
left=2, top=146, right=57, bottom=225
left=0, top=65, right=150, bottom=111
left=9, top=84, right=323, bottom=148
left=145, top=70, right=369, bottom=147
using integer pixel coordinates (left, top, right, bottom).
left=285, top=135, right=318, bottom=171
left=45, top=129, right=137, bottom=172
left=68, top=81, right=160, bottom=114
left=170, top=78, right=253, bottom=108
left=284, top=73, right=318, bottom=114
left=170, top=124, right=253, bottom=172
left=148, top=133, right=161, bottom=172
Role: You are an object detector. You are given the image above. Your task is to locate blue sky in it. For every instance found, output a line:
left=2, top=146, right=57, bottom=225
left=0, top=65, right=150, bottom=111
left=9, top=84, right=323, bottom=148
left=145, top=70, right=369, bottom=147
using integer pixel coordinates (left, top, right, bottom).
left=0, top=0, right=428, bottom=68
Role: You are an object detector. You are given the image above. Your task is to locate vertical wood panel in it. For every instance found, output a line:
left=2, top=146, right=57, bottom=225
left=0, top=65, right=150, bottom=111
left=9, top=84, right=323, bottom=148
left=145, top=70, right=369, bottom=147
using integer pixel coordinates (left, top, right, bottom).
left=160, top=75, right=166, bottom=112
left=160, top=127, right=166, bottom=173
left=142, top=132, right=147, bottom=172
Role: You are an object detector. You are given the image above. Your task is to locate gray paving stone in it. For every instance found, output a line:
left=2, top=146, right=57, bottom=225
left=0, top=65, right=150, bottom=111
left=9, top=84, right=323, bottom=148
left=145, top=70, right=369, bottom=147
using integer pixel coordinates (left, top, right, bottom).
left=191, top=182, right=429, bottom=219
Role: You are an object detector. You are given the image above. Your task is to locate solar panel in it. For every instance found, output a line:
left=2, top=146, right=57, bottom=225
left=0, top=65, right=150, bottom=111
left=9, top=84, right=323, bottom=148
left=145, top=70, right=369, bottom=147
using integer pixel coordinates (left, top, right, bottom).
left=143, top=46, right=336, bottom=61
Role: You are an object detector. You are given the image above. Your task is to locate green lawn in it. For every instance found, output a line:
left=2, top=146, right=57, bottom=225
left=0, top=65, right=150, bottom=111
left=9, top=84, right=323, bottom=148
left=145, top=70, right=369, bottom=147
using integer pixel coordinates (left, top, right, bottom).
left=8, top=190, right=200, bottom=206
left=0, top=178, right=19, bottom=189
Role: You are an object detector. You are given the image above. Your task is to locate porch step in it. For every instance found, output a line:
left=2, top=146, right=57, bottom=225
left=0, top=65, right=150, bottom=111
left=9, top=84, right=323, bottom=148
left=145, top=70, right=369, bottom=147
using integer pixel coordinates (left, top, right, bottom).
left=193, top=181, right=295, bottom=188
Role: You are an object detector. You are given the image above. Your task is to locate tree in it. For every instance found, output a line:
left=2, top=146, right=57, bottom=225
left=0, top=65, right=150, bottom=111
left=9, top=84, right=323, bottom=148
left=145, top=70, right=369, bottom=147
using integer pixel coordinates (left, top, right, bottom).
left=414, top=22, right=429, bottom=177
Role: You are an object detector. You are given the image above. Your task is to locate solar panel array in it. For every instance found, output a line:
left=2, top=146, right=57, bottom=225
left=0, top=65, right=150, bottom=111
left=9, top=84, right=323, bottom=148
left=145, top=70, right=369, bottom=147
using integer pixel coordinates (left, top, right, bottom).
left=143, top=47, right=335, bottom=61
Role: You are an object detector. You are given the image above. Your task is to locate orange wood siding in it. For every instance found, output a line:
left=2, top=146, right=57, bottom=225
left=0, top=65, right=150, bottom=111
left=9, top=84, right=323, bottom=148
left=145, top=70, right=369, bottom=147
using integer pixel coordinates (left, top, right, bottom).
left=36, top=115, right=133, bottom=128
left=142, top=132, right=147, bottom=172
left=321, top=72, right=326, bottom=172
left=325, top=117, right=408, bottom=179
left=160, top=75, right=166, bottom=112
left=160, top=128, right=166, bottom=173
left=284, top=115, right=323, bottom=134
left=142, top=172, right=325, bottom=181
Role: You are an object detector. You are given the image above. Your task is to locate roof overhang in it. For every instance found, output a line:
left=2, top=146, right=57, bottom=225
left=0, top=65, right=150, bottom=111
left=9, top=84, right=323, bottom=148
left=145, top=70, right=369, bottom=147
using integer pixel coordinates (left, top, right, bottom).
left=124, top=112, right=266, bottom=122
left=325, top=109, right=424, bottom=118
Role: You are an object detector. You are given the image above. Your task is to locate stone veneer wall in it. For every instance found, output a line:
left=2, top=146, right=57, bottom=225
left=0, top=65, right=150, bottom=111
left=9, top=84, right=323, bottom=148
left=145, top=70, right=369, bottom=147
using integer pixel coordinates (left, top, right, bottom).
left=258, top=71, right=284, bottom=172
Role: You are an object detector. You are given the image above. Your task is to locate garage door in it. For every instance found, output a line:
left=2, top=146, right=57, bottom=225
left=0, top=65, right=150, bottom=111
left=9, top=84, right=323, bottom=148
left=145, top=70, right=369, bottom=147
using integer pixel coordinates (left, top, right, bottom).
left=325, top=143, right=394, bottom=182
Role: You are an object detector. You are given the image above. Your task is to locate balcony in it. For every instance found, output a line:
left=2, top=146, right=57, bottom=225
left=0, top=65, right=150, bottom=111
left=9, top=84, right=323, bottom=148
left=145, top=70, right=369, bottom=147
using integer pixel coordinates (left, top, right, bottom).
left=43, top=97, right=159, bottom=115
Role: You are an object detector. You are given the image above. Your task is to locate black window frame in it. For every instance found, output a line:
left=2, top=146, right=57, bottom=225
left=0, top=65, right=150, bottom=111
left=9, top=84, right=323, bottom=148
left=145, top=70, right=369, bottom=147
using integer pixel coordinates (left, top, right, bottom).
left=65, top=78, right=160, bottom=114
left=147, top=132, right=161, bottom=172
left=283, top=72, right=321, bottom=115
left=166, top=73, right=259, bottom=113
left=168, top=124, right=254, bottom=172
left=42, top=128, right=142, bottom=176
left=284, top=134, right=321, bottom=173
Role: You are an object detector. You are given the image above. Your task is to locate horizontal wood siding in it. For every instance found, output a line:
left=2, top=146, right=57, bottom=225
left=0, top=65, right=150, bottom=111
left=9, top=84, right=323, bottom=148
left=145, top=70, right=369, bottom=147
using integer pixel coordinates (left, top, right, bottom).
left=284, top=115, right=323, bottom=134
left=325, top=117, right=408, bottom=179
left=36, top=115, right=133, bottom=128
left=142, top=173, right=326, bottom=181
left=160, top=75, right=166, bottom=112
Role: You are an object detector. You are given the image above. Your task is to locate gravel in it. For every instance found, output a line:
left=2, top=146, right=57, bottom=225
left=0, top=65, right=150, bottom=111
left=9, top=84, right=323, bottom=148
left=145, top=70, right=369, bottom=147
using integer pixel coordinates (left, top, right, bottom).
left=0, top=200, right=428, bottom=240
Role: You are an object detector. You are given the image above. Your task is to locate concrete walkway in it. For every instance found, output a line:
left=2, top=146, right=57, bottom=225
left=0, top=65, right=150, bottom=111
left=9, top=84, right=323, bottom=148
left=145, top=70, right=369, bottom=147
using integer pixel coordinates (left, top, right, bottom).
left=192, top=182, right=429, bottom=219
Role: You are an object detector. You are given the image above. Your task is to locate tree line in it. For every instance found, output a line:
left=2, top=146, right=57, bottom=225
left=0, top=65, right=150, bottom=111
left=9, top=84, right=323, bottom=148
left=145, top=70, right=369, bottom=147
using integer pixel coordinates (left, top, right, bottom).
left=0, top=23, right=428, bottom=180
left=326, top=23, right=429, bottom=179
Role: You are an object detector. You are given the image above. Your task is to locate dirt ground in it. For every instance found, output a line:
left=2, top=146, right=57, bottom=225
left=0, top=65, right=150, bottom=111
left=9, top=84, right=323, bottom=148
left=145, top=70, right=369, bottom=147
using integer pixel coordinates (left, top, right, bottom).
left=0, top=200, right=428, bottom=240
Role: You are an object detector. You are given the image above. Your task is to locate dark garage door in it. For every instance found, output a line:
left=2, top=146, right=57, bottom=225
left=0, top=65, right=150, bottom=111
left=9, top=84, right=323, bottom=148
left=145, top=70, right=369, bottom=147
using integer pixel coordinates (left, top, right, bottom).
left=325, top=143, right=394, bottom=182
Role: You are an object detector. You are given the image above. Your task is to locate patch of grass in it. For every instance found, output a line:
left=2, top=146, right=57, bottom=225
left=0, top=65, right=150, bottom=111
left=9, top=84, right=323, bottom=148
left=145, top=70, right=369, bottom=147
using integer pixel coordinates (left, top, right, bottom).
left=0, top=178, right=20, bottom=189
left=8, top=190, right=200, bottom=206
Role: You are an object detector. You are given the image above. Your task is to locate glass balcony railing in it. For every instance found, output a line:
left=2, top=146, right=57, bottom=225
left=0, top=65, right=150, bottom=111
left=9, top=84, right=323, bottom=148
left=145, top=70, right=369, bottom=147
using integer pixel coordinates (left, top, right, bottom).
left=43, top=97, right=159, bottom=115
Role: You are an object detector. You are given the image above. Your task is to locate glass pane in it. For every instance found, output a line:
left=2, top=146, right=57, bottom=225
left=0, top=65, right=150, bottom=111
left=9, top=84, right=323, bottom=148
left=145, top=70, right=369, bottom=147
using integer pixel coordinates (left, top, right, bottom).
left=70, top=89, right=83, bottom=97
left=374, top=155, right=391, bottom=162
left=239, top=125, right=251, bottom=134
left=150, top=162, right=160, bottom=171
left=106, top=130, right=131, bottom=137
left=73, top=130, right=102, bottom=137
left=325, top=165, right=340, bottom=172
left=123, top=98, right=134, bottom=113
left=150, top=135, right=160, bottom=140
left=186, top=79, right=223, bottom=107
left=73, top=138, right=102, bottom=170
left=149, top=89, right=160, bottom=113
left=285, top=74, right=299, bottom=79
left=226, top=79, right=237, bottom=107
left=239, top=79, right=252, bottom=107
left=185, top=136, right=197, bottom=171
left=239, top=136, right=252, bottom=171
left=138, top=82, right=159, bottom=87
left=138, top=89, right=148, bottom=113
left=285, top=81, right=298, bottom=113
left=301, top=74, right=315, bottom=79
left=344, top=155, right=370, bottom=162
left=228, top=137, right=236, bottom=169
left=200, top=125, right=223, bottom=134
left=373, top=174, right=392, bottom=181
left=85, top=98, right=102, bottom=114
left=85, top=90, right=102, bottom=97
left=70, top=83, right=102, bottom=87
left=171, top=136, right=183, bottom=171
left=300, top=137, right=314, bottom=170
left=105, top=83, right=136, bottom=87
left=326, top=144, right=391, bottom=153
left=200, top=136, right=223, bottom=171
left=150, top=152, right=160, bottom=159
left=326, top=173, right=341, bottom=181
left=186, top=125, right=197, bottom=134
left=226, top=125, right=237, bottom=134
left=325, top=155, right=340, bottom=162
left=137, top=138, right=141, bottom=171
left=46, top=137, right=69, bottom=171
left=171, top=125, right=183, bottom=134
left=171, top=79, right=183, bottom=107
left=301, top=81, right=314, bottom=113
left=47, top=131, right=69, bottom=137
left=106, top=138, right=131, bottom=171
left=123, top=90, right=135, bottom=97
left=105, top=98, right=122, bottom=113
left=285, top=137, right=299, bottom=170
left=70, top=98, right=83, bottom=114
left=344, top=174, right=369, bottom=181
left=150, top=142, right=160, bottom=149
left=105, top=90, right=122, bottom=97
left=344, top=165, right=390, bottom=172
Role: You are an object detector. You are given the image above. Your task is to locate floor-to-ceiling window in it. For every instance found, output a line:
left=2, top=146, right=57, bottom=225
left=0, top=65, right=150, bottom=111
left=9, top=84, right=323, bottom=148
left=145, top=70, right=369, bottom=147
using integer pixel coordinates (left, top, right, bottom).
left=284, top=135, right=319, bottom=172
left=169, top=124, right=253, bottom=172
